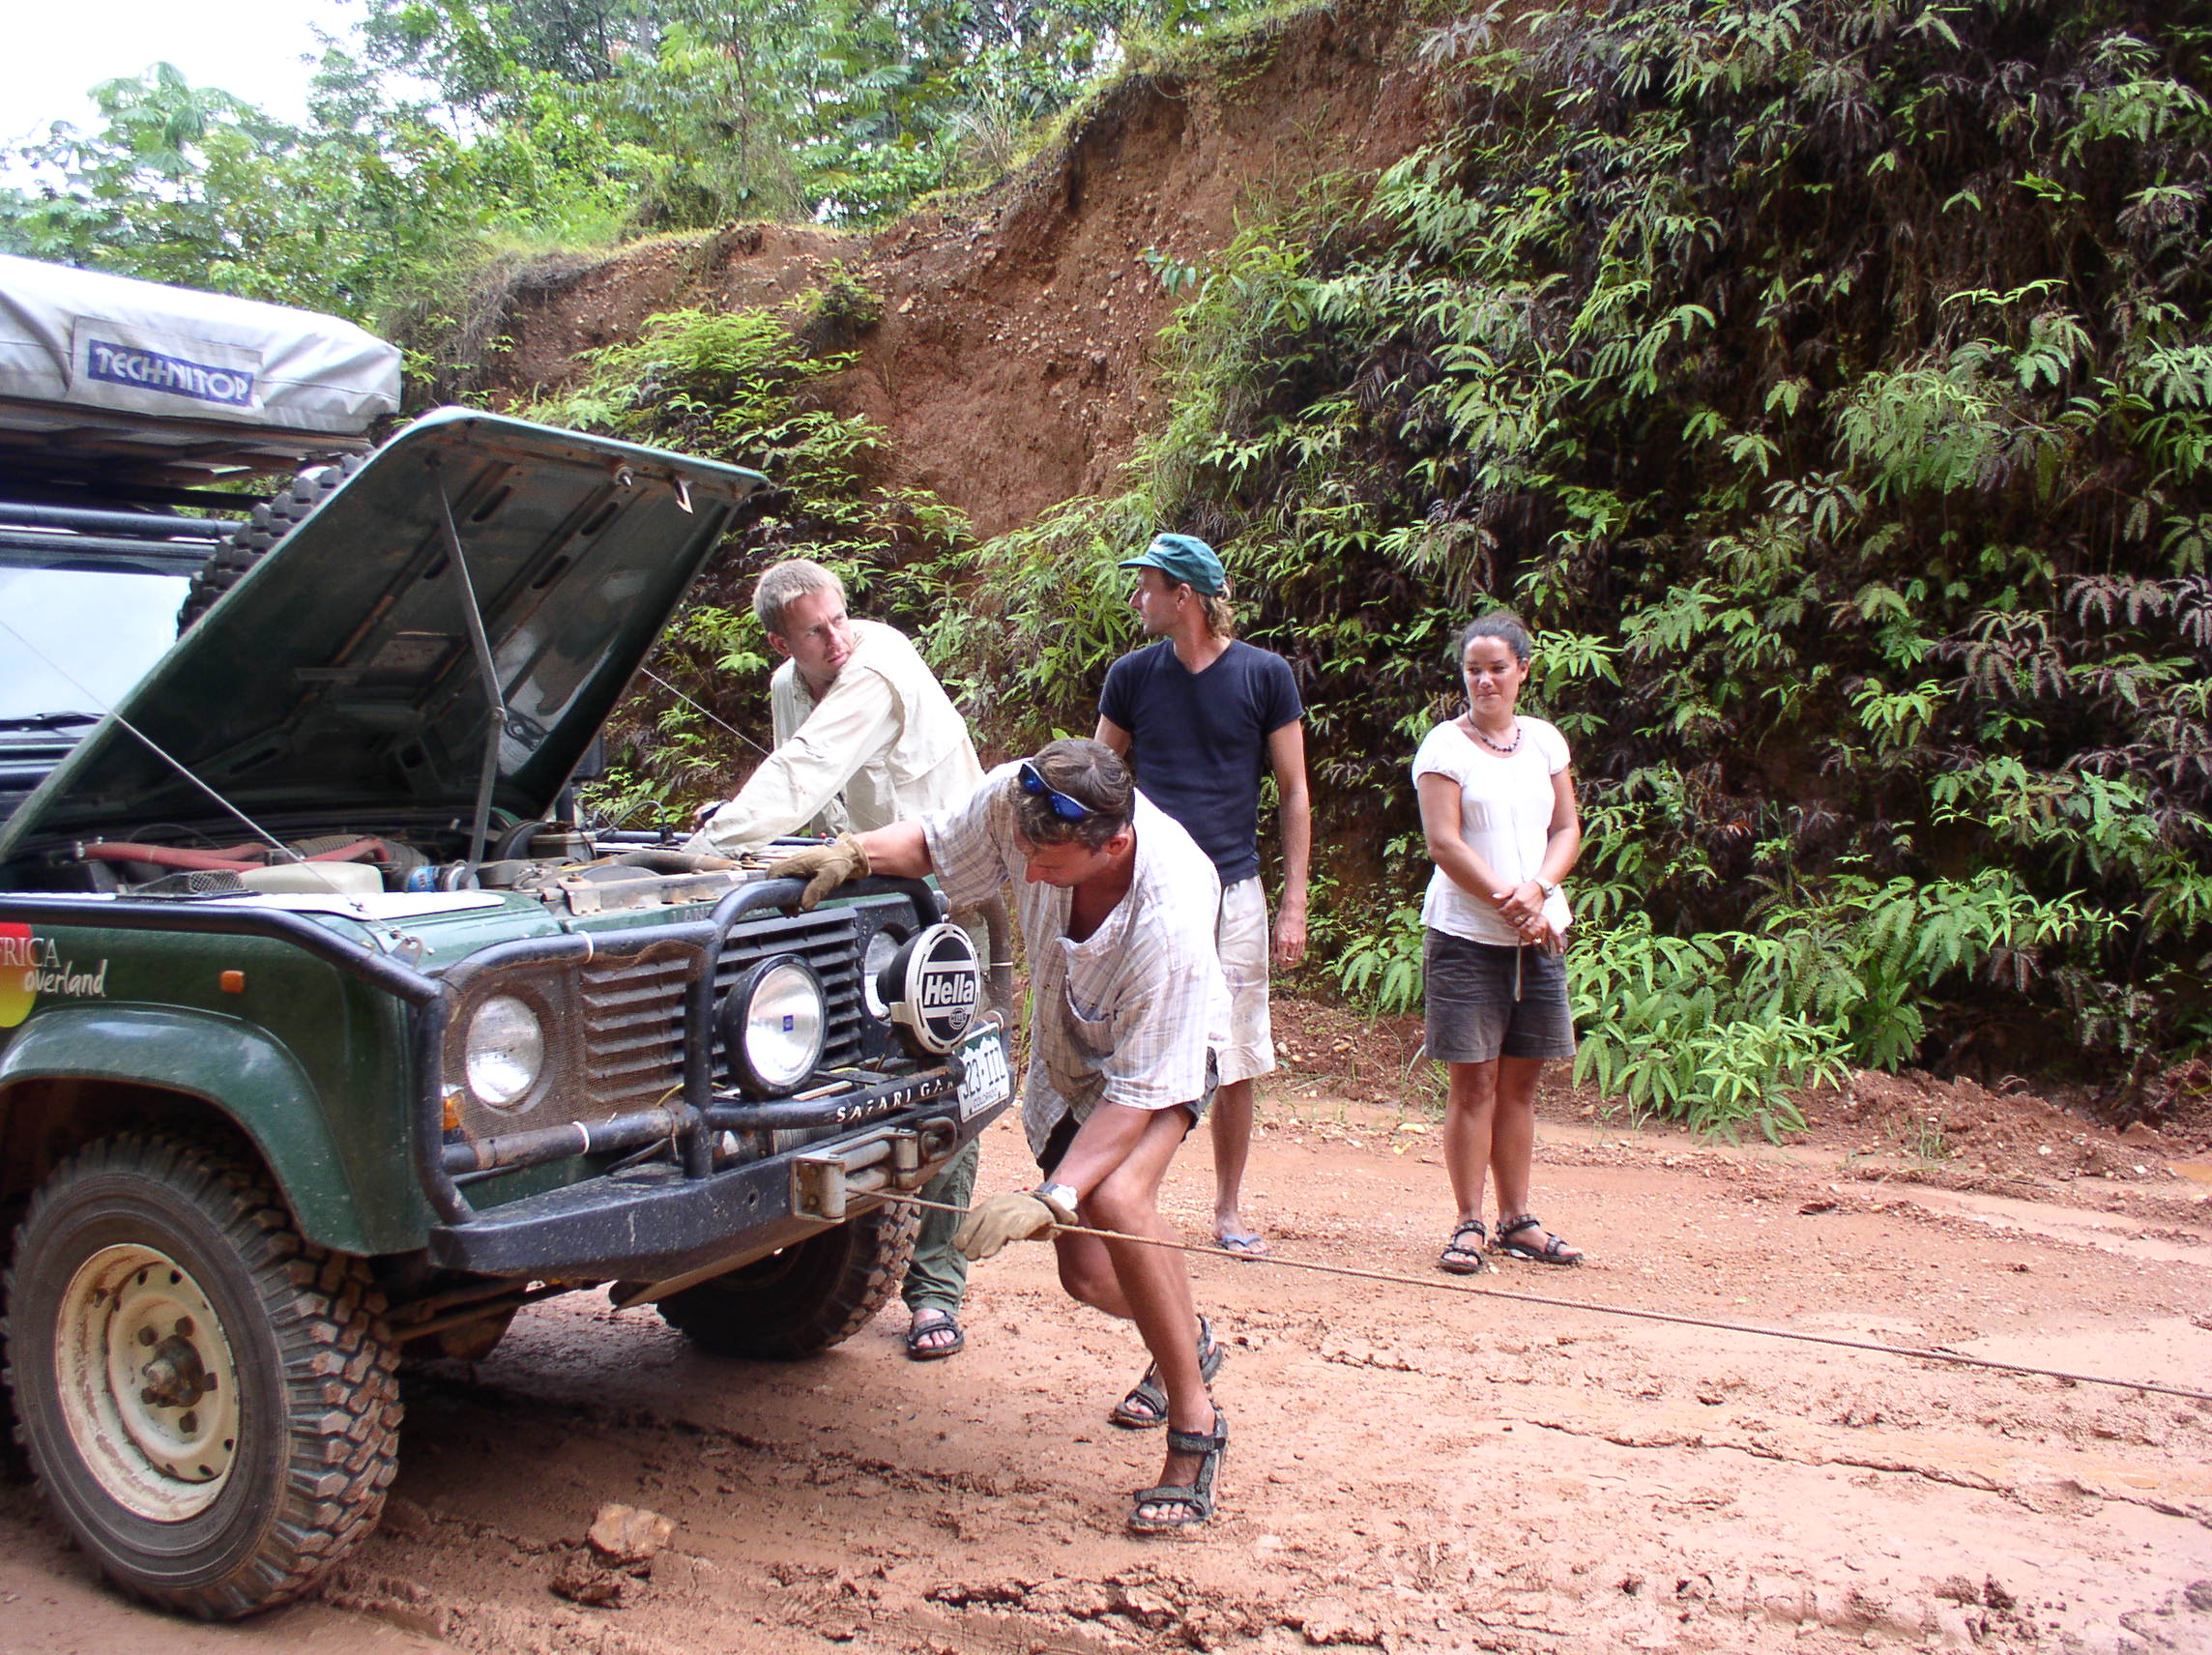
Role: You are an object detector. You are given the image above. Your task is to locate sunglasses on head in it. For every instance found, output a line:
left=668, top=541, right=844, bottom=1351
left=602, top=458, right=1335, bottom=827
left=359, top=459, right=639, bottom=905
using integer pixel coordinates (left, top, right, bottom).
left=1019, top=760, right=1095, bottom=821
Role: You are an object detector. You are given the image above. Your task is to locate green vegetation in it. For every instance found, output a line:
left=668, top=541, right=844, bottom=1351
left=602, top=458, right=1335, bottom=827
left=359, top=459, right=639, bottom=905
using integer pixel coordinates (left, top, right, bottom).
left=0, top=0, right=1267, bottom=328
left=936, top=0, right=2212, bottom=1133
left=12, top=0, right=2206, bottom=1137
left=511, top=296, right=974, bottom=820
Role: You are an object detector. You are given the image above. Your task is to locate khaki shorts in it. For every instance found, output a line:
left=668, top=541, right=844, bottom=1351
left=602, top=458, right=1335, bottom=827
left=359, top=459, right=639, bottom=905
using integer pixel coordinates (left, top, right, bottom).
left=1215, top=875, right=1275, bottom=1087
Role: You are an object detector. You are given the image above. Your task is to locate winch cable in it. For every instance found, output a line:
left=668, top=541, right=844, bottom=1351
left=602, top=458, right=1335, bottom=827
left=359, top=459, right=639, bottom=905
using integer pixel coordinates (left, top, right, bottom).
left=0, top=614, right=379, bottom=918
left=639, top=666, right=774, bottom=759
left=0, top=613, right=290, bottom=857
left=878, top=1191, right=2212, bottom=1404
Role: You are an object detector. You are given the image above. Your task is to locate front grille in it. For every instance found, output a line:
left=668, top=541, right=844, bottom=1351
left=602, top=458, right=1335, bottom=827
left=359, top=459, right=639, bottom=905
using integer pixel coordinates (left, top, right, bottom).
left=713, top=907, right=864, bottom=1085
left=523, top=908, right=871, bottom=1129
left=578, top=947, right=690, bottom=1117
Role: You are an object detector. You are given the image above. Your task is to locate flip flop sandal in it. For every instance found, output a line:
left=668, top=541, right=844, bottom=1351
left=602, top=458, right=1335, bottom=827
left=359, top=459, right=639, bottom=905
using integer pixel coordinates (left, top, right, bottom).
left=904, top=1309, right=966, bottom=1360
left=1493, top=1213, right=1583, bottom=1266
left=1128, top=1406, right=1229, bottom=1534
left=1438, top=1218, right=1493, bottom=1275
left=1109, top=1313, right=1225, bottom=1430
left=1216, top=1230, right=1270, bottom=1259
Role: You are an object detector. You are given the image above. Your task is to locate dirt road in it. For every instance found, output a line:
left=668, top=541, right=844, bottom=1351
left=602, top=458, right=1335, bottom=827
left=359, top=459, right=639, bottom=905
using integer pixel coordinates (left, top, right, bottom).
left=4, top=1093, right=2208, bottom=1655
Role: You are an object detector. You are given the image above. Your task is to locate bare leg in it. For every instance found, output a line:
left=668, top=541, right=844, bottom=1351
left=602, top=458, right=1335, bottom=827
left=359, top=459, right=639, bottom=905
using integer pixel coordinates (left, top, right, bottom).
left=1054, top=1227, right=1132, bottom=1320
left=1442, top=1058, right=1501, bottom=1224
left=1051, top=1109, right=1202, bottom=1360
left=1063, top=1111, right=1218, bottom=1521
left=1209, top=1078, right=1263, bottom=1249
left=1485, top=1055, right=1544, bottom=1220
left=1488, top=1056, right=1580, bottom=1261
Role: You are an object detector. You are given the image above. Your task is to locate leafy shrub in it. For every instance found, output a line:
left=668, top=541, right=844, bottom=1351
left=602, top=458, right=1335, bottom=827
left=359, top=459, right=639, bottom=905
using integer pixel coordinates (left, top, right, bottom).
left=941, top=0, right=2212, bottom=1121
left=515, top=295, right=975, bottom=818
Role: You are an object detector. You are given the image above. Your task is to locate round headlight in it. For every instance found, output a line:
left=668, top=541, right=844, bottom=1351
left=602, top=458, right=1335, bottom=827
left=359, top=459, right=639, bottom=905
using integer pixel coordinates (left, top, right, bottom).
left=465, top=994, right=545, bottom=1109
left=719, top=955, right=827, bottom=1096
left=861, top=925, right=909, bottom=1020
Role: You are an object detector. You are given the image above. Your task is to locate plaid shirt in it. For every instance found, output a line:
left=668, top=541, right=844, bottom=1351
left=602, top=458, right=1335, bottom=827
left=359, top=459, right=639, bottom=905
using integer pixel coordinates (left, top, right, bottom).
left=922, top=767, right=1229, bottom=1156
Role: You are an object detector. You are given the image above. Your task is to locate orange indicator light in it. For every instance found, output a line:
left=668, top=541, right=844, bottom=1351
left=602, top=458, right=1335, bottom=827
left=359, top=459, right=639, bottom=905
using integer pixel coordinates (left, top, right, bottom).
left=218, top=971, right=247, bottom=994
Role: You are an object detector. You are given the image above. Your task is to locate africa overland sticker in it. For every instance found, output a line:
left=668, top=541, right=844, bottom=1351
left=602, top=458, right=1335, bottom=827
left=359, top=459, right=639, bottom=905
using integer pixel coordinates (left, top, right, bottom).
left=0, top=924, right=109, bottom=1028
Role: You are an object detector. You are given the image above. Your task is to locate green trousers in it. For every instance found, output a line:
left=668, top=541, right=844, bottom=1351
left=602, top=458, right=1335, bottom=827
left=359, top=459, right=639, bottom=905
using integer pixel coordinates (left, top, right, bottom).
left=901, top=1133, right=978, bottom=1316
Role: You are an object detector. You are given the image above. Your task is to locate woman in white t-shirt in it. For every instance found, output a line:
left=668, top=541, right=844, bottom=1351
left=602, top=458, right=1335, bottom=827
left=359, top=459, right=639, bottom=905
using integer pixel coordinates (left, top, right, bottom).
left=1412, top=614, right=1585, bottom=1274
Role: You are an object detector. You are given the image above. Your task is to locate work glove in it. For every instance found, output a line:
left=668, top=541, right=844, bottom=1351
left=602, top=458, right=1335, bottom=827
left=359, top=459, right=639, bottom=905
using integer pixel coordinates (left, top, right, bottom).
left=953, top=1191, right=1059, bottom=1261
left=766, top=830, right=870, bottom=912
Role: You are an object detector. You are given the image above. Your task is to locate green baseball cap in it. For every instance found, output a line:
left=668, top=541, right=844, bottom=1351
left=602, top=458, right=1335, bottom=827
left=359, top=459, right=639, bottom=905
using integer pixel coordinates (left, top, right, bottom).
left=1119, top=533, right=1225, bottom=596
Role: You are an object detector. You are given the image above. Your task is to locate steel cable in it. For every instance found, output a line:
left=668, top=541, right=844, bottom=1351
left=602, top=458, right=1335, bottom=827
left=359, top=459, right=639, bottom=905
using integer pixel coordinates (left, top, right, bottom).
left=879, top=1192, right=2212, bottom=1404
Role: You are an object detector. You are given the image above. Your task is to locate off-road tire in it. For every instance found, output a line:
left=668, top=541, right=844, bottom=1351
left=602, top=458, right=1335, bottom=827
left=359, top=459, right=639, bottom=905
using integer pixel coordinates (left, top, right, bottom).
left=657, top=1203, right=920, bottom=1360
left=2, top=1134, right=400, bottom=1618
left=176, top=455, right=364, bottom=632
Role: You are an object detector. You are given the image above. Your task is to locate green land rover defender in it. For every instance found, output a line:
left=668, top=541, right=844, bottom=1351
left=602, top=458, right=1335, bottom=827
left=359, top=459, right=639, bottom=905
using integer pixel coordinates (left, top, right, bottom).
left=0, top=256, right=1008, bottom=1617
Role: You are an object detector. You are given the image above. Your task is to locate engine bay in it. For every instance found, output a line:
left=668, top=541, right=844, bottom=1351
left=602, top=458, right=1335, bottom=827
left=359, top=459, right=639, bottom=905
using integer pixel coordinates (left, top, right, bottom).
left=36, top=822, right=794, bottom=917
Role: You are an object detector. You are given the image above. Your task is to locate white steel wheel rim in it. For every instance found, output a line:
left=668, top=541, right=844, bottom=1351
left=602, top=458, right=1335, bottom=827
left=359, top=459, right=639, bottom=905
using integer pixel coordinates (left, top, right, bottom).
left=55, top=1244, right=243, bottom=1521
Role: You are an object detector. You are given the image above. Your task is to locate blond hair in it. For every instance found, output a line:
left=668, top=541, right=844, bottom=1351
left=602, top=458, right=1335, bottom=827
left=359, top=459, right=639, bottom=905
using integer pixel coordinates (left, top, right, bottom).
left=753, top=559, right=844, bottom=637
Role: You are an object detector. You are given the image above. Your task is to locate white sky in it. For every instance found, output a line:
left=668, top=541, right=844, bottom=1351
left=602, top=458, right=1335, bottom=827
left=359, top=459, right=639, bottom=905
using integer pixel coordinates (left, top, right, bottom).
left=0, top=0, right=360, bottom=154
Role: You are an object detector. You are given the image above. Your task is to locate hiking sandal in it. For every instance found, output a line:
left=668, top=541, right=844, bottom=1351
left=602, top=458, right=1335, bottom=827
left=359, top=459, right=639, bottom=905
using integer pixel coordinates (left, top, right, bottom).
left=1128, top=1406, right=1229, bottom=1533
left=1109, top=1313, right=1225, bottom=1430
left=904, top=1307, right=965, bottom=1360
left=1494, top=1213, right=1583, bottom=1265
left=1438, top=1218, right=1492, bottom=1275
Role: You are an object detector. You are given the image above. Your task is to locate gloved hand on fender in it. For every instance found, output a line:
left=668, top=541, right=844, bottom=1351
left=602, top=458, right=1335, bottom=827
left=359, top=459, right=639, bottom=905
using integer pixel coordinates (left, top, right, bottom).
left=953, top=1192, right=1059, bottom=1261
left=766, top=830, right=871, bottom=912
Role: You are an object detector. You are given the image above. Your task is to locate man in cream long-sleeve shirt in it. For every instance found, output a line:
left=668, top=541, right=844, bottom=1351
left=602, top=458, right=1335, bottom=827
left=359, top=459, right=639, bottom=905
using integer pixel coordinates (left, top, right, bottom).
left=688, top=560, right=987, bottom=1359
left=689, top=566, right=983, bottom=854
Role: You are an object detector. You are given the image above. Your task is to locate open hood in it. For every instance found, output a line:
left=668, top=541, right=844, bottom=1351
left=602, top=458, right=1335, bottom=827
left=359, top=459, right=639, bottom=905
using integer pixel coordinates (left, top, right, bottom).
left=0, top=408, right=768, bottom=856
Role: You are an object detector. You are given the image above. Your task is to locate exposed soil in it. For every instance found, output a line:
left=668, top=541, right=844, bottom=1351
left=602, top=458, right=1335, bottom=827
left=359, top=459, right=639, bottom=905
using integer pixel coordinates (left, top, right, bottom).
left=1266, top=993, right=2195, bottom=1197
left=477, top=0, right=1441, bottom=540
left=5, top=1053, right=2207, bottom=1655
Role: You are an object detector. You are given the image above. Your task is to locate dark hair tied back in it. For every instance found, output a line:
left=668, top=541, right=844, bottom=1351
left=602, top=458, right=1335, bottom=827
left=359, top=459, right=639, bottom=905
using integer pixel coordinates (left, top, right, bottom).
left=1455, top=612, right=1533, bottom=667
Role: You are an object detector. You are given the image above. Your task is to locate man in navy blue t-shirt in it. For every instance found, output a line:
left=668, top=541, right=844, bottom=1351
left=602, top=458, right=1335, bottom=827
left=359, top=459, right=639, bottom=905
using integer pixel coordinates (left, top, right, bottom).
left=1096, top=534, right=1310, bottom=1284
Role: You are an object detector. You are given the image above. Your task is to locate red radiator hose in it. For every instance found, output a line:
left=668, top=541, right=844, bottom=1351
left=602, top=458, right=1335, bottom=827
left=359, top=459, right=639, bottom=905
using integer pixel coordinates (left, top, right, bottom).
left=82, top=839, right=392, bottom=871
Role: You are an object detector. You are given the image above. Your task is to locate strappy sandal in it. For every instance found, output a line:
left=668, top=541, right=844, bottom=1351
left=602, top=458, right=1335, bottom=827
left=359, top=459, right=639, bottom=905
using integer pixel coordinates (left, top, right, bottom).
left=1438, top=1218, right=1492, bottom=1275
left=904, top=1307, right=964, bottom=1360
left=1109, top=1313, right=1225, bottom=1430
left=1494, top=1213, right=1583, bottom=1265
left=1128, top=1405, right=1228, bottom=1533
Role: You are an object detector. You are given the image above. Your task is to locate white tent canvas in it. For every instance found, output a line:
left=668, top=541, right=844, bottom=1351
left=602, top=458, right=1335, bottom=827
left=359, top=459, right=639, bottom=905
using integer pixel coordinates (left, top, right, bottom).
left=0, top=254, right=400, bottom=436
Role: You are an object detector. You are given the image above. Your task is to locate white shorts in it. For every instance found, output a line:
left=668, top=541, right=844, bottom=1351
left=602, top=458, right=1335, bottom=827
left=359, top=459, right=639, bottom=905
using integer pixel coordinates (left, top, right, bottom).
left=1215, top=875, right=1275, bottom=1087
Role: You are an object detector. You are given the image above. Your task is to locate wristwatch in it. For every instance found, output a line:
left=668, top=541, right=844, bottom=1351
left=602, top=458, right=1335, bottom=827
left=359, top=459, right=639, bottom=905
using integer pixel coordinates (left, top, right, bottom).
left=1535, top=878, right=1558, bottom=900
left=1033, top=1181, right=1081, bottom=1225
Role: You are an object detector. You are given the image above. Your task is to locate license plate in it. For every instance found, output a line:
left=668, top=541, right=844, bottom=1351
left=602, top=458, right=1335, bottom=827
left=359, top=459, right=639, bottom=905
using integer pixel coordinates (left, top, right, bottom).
left=955, top=1026, right=1011, bottom=1120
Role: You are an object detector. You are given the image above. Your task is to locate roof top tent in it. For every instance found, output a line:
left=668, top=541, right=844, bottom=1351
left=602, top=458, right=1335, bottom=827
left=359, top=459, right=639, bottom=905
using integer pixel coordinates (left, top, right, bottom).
left=0, top=259, right=404, bottom=826
left=0, top=253, right=403, bottom=507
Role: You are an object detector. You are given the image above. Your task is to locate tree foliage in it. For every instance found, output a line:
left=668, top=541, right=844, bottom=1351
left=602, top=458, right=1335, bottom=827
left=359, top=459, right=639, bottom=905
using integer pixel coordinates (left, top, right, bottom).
left=0, top=0, right=1262, bottom=324
left=512, top=288, right=976, bottom=819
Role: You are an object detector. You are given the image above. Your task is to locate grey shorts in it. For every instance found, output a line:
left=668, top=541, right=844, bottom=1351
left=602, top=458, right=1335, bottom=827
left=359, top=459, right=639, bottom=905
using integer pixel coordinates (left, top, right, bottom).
left=1422, top=929, right=1577, bottom=1065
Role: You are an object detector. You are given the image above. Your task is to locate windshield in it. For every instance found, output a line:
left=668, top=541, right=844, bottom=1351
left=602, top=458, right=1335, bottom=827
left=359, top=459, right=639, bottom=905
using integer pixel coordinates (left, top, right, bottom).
left=0, top=566, right=188, bottom=722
